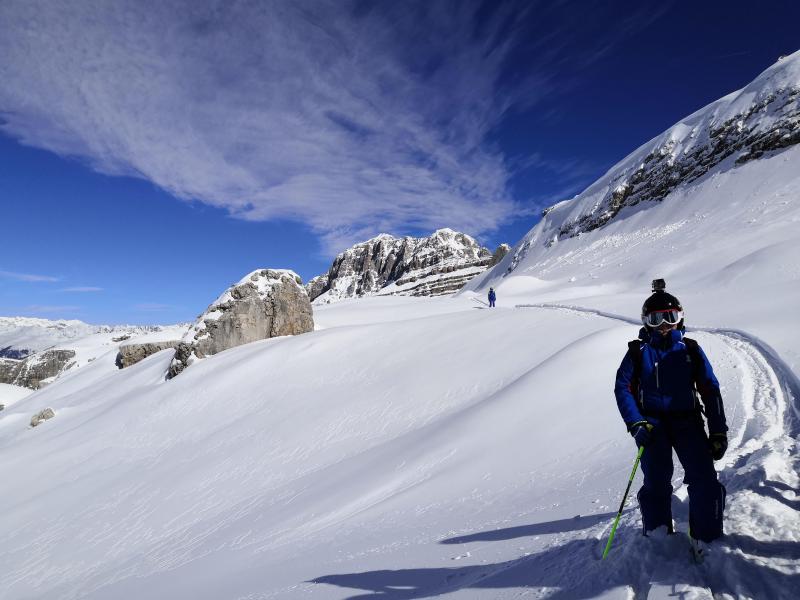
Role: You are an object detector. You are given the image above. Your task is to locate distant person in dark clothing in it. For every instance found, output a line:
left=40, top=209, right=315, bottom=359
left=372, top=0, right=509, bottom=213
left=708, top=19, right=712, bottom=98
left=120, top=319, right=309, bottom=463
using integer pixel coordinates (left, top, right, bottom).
left=488, top=288, right=496, bottom=307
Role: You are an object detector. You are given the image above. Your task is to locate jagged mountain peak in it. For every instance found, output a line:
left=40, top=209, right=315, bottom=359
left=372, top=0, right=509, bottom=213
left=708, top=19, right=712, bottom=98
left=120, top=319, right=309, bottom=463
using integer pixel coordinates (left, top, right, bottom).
left=308, top=229, right=508, bottom=303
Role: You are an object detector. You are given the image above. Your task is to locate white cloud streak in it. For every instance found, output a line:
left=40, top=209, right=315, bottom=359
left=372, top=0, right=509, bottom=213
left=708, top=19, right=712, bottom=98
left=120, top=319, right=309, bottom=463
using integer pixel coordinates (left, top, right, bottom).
left=0, top=270, right=60, bottom=283
left=22, top=305, right=80, bottom=314
left=0, top=1, right=546, bottom=252
left=0, top=1, right=657, bottom=253
left=60, top=287, right=104, bottom=293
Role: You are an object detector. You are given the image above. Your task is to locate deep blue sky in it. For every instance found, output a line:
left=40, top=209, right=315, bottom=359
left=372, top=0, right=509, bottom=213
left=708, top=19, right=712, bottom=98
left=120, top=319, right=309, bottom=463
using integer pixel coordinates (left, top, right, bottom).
left=1, top=0, right=798, bottom=324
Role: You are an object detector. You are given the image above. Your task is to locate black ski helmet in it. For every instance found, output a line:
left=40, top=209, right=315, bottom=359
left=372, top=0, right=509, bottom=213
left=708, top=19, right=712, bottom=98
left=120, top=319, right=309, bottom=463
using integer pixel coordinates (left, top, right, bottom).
left=641, top=278, right=684, bottom=330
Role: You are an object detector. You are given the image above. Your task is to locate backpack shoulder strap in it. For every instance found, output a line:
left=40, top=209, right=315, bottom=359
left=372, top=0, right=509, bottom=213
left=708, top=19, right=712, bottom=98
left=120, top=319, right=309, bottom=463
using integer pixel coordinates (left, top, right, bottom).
left=682, top=337, right=702, bottom=374
left=682, top=337, right=706, bottom=414
left=627, top=339, right=643, bottom=399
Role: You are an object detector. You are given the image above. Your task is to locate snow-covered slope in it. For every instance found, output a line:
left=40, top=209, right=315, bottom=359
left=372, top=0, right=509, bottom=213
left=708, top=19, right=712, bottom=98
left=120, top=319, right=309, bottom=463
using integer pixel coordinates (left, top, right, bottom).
left=1, top=54, right=799, bottom=600
left=309, top=228, right=508, bottom=303
left=0, top=382, right=32, bottom=407
left=1, top=290, right=797, bottom=598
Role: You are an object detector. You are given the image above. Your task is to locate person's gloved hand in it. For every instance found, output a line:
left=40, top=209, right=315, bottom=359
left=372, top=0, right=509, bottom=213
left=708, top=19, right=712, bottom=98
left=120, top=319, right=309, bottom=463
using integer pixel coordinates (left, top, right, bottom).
left=709, top=433, right=728, bottom=460
left=630, top=421, right=654, bottom=448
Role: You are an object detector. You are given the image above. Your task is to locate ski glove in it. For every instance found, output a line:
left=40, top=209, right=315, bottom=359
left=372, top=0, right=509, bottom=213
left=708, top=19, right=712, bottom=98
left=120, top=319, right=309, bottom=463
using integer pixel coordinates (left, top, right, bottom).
left=709, top=433, right=728, bottom=461
left=630, top=421, right=654, bottom=448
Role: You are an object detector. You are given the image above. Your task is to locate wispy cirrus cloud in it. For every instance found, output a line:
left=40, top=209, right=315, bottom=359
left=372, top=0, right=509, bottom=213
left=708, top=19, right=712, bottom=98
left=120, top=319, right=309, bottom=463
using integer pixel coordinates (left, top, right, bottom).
left=0, top=269, right=60, bottom=283
left=22, top=305, right=80, bottom=314
left=0, top=1, right=662, bottom=253
left=59, top=287, right=104, bottom=293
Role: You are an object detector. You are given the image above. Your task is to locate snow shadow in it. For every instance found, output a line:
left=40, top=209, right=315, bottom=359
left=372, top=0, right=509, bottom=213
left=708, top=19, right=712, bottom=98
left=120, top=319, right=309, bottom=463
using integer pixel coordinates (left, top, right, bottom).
left=439, top=512, right=617, bottom=544
left=723, top=533, right=800, bottom=560
left=758, top=480, right=800, bottom=511
left=311, top=527, right=800, bottom=599
left=311, top=538, right=615, bottom=600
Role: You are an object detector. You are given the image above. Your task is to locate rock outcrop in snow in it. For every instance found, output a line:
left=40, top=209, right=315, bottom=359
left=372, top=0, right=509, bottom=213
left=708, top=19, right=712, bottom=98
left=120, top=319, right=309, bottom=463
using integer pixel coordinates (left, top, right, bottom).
left=308, top=229, right=508, bottom=303
left=167, top=269, right=314, bottom=378
left=116, top=341, right=181, bottom=369
left=0, top=350, right=77, bottom=389
left=30, top=407, right=55, bottom=427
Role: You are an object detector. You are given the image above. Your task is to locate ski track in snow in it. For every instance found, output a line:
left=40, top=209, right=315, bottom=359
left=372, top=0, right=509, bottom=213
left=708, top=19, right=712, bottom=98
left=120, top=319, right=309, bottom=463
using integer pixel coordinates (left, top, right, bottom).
left=510, top=303, right=800, bottom=600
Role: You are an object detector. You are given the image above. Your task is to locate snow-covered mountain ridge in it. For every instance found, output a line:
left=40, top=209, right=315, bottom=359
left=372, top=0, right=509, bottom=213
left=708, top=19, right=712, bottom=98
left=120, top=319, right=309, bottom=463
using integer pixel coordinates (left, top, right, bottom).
left=308, top=228, right=509, bottom=303
left=522, top=50, right=799, bottom=254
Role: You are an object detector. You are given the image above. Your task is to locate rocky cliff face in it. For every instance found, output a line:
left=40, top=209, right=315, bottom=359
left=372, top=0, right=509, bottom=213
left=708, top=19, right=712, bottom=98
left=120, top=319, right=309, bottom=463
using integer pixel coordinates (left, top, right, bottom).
left=167, top=269, right=314, bottom=378
left=0, top=350, right=77, bottom=389
left=308, top=229, right=508, bottom=303
left=548, top=56, right=800, bottom=245
left=489, top=51, right=800, bottom=279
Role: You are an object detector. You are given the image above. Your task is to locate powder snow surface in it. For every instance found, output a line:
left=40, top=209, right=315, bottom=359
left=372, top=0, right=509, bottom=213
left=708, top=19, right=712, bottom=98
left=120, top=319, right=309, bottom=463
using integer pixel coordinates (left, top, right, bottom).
left=0, top=383, right=32, bottom=407
left=2, top=68, right=800, bottom=600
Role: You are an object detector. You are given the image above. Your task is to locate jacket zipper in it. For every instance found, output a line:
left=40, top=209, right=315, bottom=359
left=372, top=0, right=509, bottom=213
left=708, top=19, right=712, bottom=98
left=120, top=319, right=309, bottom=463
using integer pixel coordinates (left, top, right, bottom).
left=655, top=361, right=659, bottom=388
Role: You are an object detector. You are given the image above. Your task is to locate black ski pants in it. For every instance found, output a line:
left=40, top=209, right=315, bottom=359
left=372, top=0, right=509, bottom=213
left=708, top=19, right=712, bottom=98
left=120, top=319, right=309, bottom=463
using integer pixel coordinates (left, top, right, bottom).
left=637, top=413, right=726, bottom=543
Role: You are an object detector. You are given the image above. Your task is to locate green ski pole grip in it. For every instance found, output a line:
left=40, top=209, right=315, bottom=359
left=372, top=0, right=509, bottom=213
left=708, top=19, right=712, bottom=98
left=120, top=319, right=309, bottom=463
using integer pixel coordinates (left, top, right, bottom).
left=602, top=445, right=645, bottom=560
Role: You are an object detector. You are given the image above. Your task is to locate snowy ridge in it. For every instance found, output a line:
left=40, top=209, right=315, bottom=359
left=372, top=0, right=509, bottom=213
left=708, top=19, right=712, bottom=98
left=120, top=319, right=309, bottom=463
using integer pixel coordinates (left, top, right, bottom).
left=0, top=317, right=105, bottom=358
left=476, top=49, right=800, bottom=279
left=0, top=316, right=174, bottom=356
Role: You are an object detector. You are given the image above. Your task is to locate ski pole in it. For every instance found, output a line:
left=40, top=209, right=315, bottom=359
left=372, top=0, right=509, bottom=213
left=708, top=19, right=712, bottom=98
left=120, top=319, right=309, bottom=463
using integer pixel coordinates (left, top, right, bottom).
left=602, top=445, right=645, bottom=560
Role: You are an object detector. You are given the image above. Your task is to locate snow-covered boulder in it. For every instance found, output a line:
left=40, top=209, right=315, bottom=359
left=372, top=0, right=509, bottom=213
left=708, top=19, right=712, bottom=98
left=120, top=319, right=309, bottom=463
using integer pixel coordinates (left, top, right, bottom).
left=30, top=407, right=55, bottom=427
left=308, top=229, right=507, bottom=303
left=167, top=269, right=313, bottom=378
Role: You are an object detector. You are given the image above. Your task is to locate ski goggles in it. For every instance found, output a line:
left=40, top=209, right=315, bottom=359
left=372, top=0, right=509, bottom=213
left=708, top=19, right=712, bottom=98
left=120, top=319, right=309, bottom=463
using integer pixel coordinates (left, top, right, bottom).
left=642, top=309, right=683, bottom=327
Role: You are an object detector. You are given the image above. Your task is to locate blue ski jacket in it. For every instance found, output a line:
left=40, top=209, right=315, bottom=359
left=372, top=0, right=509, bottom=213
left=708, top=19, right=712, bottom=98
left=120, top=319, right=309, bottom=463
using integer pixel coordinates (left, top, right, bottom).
left=614, top=328, right=727, bottom=434
left=488, top=290, right=496, bottom=302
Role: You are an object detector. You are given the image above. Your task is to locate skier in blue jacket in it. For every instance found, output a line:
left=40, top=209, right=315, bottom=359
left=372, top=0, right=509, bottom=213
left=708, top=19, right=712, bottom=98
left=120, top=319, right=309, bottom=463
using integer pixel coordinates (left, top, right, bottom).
left=614, top=279, right=728, bottom=545
left=488, top=288, right=496, bottom=307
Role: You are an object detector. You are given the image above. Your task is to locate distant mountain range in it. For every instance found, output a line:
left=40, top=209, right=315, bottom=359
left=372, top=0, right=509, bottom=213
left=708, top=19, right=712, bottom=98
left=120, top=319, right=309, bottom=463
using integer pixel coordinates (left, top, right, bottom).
left=0, top=317, right=186, bottom=389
